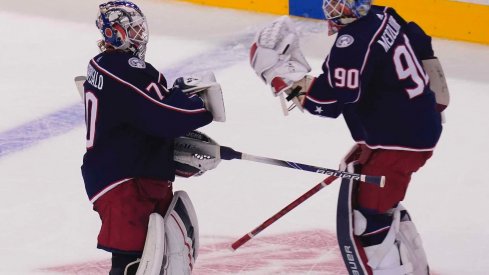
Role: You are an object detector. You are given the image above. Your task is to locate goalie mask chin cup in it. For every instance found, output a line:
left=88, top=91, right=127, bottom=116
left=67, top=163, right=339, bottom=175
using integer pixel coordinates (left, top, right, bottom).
left=96, top=1, right=148, bottom=60
left=322, top=0, right=372, bottom=35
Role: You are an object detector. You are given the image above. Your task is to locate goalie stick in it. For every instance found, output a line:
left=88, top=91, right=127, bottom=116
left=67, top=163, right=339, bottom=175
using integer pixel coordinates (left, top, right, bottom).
left=230, top=175, right=337, bottom=251
left=175, top=136, right=385, bottom=187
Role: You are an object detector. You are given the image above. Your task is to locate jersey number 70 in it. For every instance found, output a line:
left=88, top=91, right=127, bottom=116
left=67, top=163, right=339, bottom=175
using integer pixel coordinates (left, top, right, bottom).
left=85, top=91, right=98, bottom=149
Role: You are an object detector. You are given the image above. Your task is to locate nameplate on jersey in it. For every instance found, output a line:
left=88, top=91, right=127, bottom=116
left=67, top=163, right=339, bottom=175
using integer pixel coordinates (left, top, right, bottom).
left=377, top=16, right=401, bottom=52
left=129, top=57, right=146, bottom=69
left=87, top=63, right=104, bottom=90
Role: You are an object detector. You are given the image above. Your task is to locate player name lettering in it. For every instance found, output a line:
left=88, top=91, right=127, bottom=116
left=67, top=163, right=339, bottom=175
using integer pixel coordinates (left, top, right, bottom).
left=377, top=16, right=401, bottom=52
left=87, top=64, right=104, bottom=90
left=316, top=169, right=360, bottom=180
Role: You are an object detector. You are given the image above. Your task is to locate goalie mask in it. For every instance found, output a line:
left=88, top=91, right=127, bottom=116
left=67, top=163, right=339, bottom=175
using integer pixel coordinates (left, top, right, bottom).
left=96, top=1, right=149, bottom=60
left=322, top=0, right=372, bottom=35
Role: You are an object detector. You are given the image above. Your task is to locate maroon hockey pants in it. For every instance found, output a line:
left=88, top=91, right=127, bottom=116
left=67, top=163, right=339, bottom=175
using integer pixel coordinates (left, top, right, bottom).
left=356, top=145, right=433, bottom=213
left=93, top=178, right=173, bottom=254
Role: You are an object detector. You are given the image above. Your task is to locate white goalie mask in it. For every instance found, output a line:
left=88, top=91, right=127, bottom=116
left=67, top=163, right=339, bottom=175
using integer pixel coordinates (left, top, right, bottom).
left=96, top=1, right=149, bottom=60
left=322, top=0, right=372, bottom=35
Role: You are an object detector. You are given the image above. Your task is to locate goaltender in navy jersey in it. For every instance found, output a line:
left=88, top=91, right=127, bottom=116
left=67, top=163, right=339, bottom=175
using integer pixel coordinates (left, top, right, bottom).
left=81, top=50, right=213, bottom=202
left=303, top=6, right=442, bottom=151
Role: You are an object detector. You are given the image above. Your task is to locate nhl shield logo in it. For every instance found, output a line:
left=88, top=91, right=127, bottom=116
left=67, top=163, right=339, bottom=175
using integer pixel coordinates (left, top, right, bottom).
left=128, top=57, right=146, bottom=69
left=336, top=35, right=354, bottom=48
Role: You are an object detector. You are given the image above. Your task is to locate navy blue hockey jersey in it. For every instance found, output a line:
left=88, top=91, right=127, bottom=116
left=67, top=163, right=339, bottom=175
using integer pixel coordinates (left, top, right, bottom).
left=81, top=51, right=213, bottom=202
left=303, top=6, right=442, bottom=151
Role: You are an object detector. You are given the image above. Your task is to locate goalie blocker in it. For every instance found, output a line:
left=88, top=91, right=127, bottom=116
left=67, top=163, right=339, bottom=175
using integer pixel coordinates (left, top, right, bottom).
left=136, top=191, right=199, bottom=275
left=172, top=71, right=226, bottom=122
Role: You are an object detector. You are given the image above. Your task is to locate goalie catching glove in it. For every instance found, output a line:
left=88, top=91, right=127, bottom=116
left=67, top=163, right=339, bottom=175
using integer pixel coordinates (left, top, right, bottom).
left=173, top=71, right=226, bottom=122
left=250, top=16, right=315, bottom=115
left=174, top=131, right=221, bottom=178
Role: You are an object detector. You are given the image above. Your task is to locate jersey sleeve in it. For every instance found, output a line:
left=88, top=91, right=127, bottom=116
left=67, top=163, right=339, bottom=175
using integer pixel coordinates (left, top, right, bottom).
left=125, top=64, right=213, bottom=137
left=303, top=36, right=368, bottom=118
left=303, top=59, right=343, bottom=118
left=93, top=55, right=213, bottom=138
left=126, top=86, right=213, bottom=138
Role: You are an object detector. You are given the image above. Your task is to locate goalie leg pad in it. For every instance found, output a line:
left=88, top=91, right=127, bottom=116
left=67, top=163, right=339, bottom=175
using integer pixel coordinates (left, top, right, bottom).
left=358, top=208, right=412, bottom=274
left=336, top=162, right=371, bottom=275
left=163, top=191, right=199, bottom=275
left=397, top=206, right=429, bottom=275
left=337, top=157, right=429, bottom=275
left=135, top=213, right=166, bottom=275
left=357, top=205, right=429, bottom=275
left=354, top=205, right=429, bottom=275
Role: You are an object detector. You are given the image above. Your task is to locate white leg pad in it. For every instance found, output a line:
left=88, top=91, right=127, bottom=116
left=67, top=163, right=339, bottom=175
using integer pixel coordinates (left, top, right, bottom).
left=136, top=213, right=166, bottom=275
left=359, top=205, right=429, bottom=275
left=162, top=191, right=199, bottom=275
left=398, top=213, right=429, bottom=275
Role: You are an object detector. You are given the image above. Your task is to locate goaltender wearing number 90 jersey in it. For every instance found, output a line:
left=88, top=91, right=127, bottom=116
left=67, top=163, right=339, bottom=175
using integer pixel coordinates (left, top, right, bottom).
left=81, top=51, right=213, bottom=202
left=303, top=6, right=442, bottom=151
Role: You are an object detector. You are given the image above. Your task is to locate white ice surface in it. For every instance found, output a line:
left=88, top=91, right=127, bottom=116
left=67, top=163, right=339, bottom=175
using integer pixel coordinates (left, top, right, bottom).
left=1, top=0, right=488, bottom=274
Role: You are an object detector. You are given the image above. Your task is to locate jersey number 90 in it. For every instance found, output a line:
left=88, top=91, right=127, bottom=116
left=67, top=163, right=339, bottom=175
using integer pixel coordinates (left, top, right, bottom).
left=393, top=35, right=429, bottom=99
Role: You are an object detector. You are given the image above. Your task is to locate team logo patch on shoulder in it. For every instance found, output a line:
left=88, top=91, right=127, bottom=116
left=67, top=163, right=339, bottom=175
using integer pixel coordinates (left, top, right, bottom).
left=336, top=35, right=355, bottom=48
left=128, top=57, right=146, bottom=69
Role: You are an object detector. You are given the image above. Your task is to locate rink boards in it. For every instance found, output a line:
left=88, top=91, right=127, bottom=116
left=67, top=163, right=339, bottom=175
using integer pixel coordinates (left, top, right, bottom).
left=177, top=0, right=489, bottom=44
